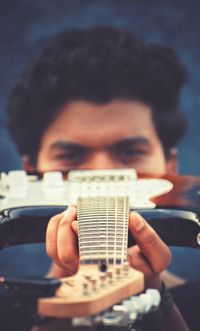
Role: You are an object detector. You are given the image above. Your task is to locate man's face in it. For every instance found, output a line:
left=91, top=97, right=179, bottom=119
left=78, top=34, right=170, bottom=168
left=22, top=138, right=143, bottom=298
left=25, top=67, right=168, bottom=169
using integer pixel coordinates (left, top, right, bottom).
left=35, top=100, right=176, bottom=175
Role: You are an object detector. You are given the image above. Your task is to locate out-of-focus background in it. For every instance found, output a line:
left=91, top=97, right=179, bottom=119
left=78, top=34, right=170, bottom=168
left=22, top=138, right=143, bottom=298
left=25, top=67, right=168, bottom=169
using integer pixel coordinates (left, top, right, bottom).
left=0, top=0, right=199, bottom=279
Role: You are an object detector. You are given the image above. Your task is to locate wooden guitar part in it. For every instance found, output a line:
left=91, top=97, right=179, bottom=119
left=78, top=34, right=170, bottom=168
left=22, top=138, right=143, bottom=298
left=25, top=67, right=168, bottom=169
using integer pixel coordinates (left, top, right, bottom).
left=38, top=265, right=144, bottom=317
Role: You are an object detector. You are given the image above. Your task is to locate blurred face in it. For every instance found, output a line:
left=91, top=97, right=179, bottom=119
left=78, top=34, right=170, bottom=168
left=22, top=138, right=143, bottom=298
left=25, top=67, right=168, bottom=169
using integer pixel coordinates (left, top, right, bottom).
left=34, top=100, right=176, bottom=175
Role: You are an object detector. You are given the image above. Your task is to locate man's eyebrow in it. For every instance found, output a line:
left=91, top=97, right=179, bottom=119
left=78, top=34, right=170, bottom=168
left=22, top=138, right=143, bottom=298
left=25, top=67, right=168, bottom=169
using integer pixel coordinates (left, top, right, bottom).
left=49, top=137, right=150, bottom=151
left=113, top=137, right=151, bottom=148
left=49, top=141, right=87, bottom=151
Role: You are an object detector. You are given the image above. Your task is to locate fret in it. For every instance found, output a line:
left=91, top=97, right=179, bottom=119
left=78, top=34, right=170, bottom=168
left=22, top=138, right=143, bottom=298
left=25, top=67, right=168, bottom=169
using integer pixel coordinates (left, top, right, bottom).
left=79, top=237, right=125, bottom=242
left=78, top=226, right=126, bottom=231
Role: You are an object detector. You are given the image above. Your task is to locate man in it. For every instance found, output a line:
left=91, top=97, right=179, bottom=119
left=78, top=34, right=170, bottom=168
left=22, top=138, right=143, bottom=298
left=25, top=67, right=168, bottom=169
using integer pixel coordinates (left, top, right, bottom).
left=6, top=27, right=190, bottom=330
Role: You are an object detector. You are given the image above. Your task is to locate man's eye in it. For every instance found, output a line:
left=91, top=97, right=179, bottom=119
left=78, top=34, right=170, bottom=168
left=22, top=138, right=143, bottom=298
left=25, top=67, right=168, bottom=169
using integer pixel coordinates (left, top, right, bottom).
left=115, top=148, right=148, bottom=163
left=122, top=148, right=146, bottom=157
left=56, top=153, right=77, bottom=160
left=55, top=151, right=85, bottom=163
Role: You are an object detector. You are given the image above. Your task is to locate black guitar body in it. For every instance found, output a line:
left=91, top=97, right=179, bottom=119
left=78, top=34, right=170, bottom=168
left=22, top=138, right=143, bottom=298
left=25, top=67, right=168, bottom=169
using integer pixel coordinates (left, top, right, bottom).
left=0, top=173, right=199, bottom=249
left=0, top=205, right=199, bottom=249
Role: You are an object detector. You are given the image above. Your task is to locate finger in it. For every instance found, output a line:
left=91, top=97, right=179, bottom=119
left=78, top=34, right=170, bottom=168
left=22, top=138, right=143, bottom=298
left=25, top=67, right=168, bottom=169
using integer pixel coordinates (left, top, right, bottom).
left=71, top=220, right=78, bottom=235
left=57, top=205, right=79, bottom=273
left=128, top=245, right=152, bottom=276
left=46, top=212, right=63, bottom=264
left=128, top=246, right=162, bottom=289
left=129, top=212, right=171, bottom=273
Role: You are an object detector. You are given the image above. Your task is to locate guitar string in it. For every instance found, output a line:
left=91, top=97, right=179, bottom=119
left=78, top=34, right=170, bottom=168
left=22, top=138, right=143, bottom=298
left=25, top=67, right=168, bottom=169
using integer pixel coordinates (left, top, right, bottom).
left=106, top=195, right=108, bottom=267
left=96, top=179, right=99, bottom=268
left=114, top=195, right=117, bottom=267
left=122, top=196, right=125, bottom=265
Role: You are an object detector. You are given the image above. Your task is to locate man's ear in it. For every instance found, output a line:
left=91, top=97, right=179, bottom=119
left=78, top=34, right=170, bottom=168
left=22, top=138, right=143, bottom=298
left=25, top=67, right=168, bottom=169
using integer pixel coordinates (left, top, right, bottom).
left=166, top=148, right=178, bottom=174
left=22, top=155, right=36, bottom=172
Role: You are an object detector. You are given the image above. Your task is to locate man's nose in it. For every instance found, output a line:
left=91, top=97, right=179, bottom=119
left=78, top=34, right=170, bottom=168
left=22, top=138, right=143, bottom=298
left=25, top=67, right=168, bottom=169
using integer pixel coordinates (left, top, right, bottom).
left=80, top=152, right=121, bottom=170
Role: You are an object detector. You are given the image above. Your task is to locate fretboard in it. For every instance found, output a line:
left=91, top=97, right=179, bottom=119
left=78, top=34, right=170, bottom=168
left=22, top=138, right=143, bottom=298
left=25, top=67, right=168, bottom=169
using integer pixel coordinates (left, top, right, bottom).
left=68, top=169, right=136, bottom=268
left=77, top=195, right=129, bottom=266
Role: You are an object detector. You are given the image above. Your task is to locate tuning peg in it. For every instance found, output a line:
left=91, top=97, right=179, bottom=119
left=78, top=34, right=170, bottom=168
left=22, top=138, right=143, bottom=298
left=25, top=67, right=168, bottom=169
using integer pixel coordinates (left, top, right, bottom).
left=1, top=172, right=9, bottom=188
left=82, top=281, right=90, bottom=295
left=90, top=276, right=98, bottom=291
left=139, top=293, right=153, bottom=313
left=128, top=289, right=161, bottom=316
left=8, top=170, right=28, bottom=198
left=115, top=265, right=122, bottom=279
left=107, top=269, right=113, bottom=283
left=8, top=170, right=28, bottom=184
left=129, top=295, right=144, bottom=315
left=122, top=299, right=138, bottom=321
left=112, top=305, right=130, bottom=326
left=72, top=316, right=93, bottom=327
left=42, top=171, right=64, bottom=199
left=99, top=272, right=107, bottom=287
left=101, top=310, right=126, bottom=326
left=42, top=171, right=64, bottom=186
left=122, top=261, right=130, bottom=276
left=146, top=288, right=161, bottom=309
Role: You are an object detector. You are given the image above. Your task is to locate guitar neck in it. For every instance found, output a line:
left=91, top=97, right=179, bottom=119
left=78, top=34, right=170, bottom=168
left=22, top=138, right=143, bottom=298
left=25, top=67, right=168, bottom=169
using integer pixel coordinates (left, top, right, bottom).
left=77, top=195, right=129, bottom=266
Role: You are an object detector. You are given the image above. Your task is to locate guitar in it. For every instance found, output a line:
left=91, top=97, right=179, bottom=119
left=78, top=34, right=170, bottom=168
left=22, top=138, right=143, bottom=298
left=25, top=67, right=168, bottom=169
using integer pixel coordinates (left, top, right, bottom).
left=0, top=169, right=199, bottom=249
left=0, top=169, right=199, bottom=324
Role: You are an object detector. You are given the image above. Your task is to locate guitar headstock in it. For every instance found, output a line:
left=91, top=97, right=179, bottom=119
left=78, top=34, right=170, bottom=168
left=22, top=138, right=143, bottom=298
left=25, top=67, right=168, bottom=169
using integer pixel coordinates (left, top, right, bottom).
left=38, top=264, right=144, bottom=318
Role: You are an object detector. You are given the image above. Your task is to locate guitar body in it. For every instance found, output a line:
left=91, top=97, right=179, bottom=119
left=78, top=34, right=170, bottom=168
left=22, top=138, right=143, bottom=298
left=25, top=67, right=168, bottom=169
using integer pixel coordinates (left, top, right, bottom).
left=0, top=171, right=199, bottom=249
left=0, top=169, right=199, bottom=322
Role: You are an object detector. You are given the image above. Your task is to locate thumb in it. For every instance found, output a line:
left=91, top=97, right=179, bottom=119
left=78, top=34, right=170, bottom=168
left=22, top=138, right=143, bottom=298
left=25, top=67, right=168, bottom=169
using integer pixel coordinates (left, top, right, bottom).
left=71, top=220, right=78, bottom=235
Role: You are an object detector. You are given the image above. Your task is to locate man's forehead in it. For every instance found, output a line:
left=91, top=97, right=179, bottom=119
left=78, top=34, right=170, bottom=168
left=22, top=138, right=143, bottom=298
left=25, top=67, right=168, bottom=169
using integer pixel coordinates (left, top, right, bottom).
left=49, top=100, right=153, bottom=131
left=59, top=99, right=152, bottom=123
left=40, top=99, right=158, bottom=149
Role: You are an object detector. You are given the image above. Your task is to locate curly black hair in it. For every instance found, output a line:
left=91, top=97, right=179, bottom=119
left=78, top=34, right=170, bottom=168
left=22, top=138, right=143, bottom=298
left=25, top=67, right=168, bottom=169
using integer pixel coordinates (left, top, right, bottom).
left=6, top=26, right=188, bottom=163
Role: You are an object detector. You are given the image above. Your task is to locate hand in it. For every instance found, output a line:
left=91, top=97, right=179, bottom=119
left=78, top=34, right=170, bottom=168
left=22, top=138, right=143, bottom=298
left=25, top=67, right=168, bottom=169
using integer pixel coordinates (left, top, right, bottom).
left=46, top=206, right=171, bottom=289
left=128, top=212, right=172, bottom=289
left=46, top=205, right=79, bottom=276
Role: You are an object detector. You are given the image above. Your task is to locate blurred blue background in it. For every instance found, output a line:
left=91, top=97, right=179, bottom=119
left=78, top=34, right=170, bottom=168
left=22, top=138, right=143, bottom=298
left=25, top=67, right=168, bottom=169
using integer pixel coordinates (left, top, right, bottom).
left=0, top=0, right=199, bottom=279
